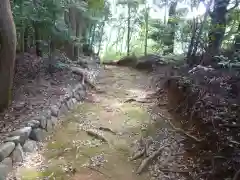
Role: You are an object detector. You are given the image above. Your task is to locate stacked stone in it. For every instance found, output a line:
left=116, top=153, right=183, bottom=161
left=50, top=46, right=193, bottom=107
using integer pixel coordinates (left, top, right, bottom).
left=0, top=83, right=86, bottom=179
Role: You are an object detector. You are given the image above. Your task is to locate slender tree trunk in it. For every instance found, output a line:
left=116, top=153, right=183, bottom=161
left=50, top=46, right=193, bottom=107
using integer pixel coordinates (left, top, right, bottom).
left=74, top=12, right=80, bottom=61
left=163, top=1, right=177, bottom=55
left=127, top=2, right=131, bottom=56
left=90, top=24, right=96, bottom=51
left=20, top=0, right=25, bottom=53
left=234, top=23, right=240, bottom=51
left=97, top=23, right=105, bottom=56
left=32, top=0, right=41, bottom=56
left=164, top=0, right=168, bottom=24
left=144, top=6, right=149, bottom=56
left=24, top=25, right=29, bottom=52
left=0, top=0, right=17, bottom=112
left=33, top=22, right=41, bottom=56
left=202, top=0, right=230, bottom=65
left=69, top=7, right=76, bottom=60
left=187, top=19, right=197, bottom=59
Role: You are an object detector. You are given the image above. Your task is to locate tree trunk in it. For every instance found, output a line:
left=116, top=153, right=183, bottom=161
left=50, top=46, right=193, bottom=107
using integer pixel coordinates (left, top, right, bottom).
left=90, top=24, right=96, bottom=51
left=164, top=0, right=168, bottom=24
left=144, top=6, right=149, bottom=56
left=202, top=0, right=230, bottom=65
left=24, top=25, right=29, bottom=52
left=97, top=22, right=105, bottom=56
left=69, top=7, right=76, bottom=60
left=187, top=19, right=197, bottom=59
left=127, top=2, right=131, bottom=56
left=19, top=0, right=25, bottom=53
left=0, top=0, right=17, bottom=112
left=74, top=12, right=80, bottom=61
left=33, top=22, right=42, bottom=56
left=191, top=0, right=213, bottom=57
left=163, top=1, right=177, bottom=55
left=234, top=23, right=240, bottom=51
left=48, top=37, right=55, bottom=75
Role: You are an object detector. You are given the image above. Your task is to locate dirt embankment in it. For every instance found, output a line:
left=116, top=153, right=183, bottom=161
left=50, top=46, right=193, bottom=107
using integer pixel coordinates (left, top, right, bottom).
left=162, top=65, right=240, bottom=180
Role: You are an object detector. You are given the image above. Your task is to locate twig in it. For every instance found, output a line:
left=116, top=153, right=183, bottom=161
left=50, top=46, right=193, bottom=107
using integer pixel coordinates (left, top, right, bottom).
left=219, top=124, right=240, bottom=128
left=87, top=166, right=111, bottom=179
left=159, top=168, right=190, bottom=173
left=86, top=129, right=108, bottom=143
left=229, top=140, right=240, bottom=145
left=98, top=126, right=116, bottom=135
left=136, top=143, right=171, bottom=174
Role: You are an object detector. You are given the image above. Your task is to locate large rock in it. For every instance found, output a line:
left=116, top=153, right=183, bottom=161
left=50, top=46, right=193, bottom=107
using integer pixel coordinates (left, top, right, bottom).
left=0, top=158, right=12, bottom=180
left=29, top=128, right=46, bottom=142
left=51, top=116, right=58, bottom=127
left=0, top=142, right=15, bottom=162
left=59, top=103, right=68, bottom=115
left=36, top=116, right=47, bottom=129
left=74, top=90, right=85, bottom=101
left=23, top=140, right=37, bottom=152
left=4, top=136, right=22, bottom=145
left=73, top=91, right=81, bottom=101
left=72, top=98, right=77, bottom=105
left=74, top=84, right=84, bottom=92
left=12, top=144, right=24, bottom=163
left=117, top=55, right=137, bottom=66
left=79, top=89, right=86, bottom=98
left=46, top=119, right=53, bottom=132
left=9, top=127, right=32, bottom=145
left=66, top=99, right=74, bottom=110
left=51, top=105, right=59, bottom=117
left=26, top=120, right=40, bottom=128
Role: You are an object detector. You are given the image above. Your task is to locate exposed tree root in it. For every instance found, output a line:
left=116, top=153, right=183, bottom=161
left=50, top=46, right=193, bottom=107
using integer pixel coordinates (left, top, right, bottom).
left=158, top=113, right=204, bottom=142
left=136, top=143, right=171, bottom=174
left=86, top=129, right=108, bottom=142
left=98, top=126, right=116, bottom=135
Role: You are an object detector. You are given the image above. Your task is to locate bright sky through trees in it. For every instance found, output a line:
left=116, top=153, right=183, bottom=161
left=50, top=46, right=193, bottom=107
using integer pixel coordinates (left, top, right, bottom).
left=100, top=0, right=207, bottom=56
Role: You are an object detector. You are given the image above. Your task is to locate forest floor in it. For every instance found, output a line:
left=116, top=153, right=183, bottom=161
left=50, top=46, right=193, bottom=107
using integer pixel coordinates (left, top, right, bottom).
left=9, top=65, right=191, bottom=180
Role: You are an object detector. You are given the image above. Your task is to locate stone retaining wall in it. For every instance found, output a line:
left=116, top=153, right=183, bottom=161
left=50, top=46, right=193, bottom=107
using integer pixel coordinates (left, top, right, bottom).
left=0, top=83, right=86, bottom=179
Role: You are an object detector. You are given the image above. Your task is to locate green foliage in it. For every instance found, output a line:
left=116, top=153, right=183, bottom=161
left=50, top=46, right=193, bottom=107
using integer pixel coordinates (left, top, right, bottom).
left=12, top=0, right=111, bottom=58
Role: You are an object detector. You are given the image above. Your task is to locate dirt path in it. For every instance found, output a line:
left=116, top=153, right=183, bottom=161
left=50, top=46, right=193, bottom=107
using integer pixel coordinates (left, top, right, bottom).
left=13, top=66, right=167, bottom=180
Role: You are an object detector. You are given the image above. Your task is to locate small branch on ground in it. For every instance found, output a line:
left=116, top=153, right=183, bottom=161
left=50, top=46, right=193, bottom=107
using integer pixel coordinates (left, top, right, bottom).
left=159, top=167, right=190, bottom=173
left=98, top=127, right=116, bottom=135
left=124, top=98, right=152, bottom=103
left=85, top=129, right=108, bottom=143
left=136, top=143, right=171, bottom=174
left=87, top=166, right=111, bottom=179
left=219, top=124, right=240, bottom=128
